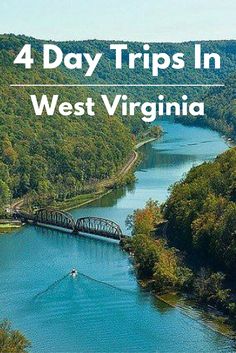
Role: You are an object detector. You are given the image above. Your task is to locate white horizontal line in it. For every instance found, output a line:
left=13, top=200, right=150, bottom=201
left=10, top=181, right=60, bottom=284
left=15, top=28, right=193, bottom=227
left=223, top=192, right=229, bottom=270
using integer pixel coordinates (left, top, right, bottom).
left=10, top=84, right=225, bottom=87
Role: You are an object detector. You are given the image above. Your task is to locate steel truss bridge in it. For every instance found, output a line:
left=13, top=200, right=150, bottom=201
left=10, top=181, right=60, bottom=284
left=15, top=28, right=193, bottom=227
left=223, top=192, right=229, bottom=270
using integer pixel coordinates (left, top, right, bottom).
left=14, top=208, right=124, bottom=241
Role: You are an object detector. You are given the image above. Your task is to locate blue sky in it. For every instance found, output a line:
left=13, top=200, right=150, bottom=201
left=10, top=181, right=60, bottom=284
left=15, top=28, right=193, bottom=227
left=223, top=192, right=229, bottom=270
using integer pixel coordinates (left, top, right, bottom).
left=1, top=0, right=236, bottom=42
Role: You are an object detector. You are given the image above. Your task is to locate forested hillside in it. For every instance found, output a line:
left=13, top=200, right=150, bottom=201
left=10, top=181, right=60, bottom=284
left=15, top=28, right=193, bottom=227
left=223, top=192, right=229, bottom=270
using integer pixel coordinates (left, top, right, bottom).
left=4, top=34, right=236, bottom=100
left=0, top=35, right=145, bottom=212
left=177, top=73, right=236, bottom=138
left=163, top=147, right=236, bottom=318
left=1, top=34, right=236, bottom=212
left=164, top=147, right=236, bottom=278
left=124, top=148, right=236, bottom=322
left=12, top=35, right=236, bottom=80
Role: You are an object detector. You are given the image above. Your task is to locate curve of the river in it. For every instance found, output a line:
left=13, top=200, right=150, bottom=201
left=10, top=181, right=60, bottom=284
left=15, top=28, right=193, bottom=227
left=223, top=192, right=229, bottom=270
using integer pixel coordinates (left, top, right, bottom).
left=0, top=119, right=235, bottom=353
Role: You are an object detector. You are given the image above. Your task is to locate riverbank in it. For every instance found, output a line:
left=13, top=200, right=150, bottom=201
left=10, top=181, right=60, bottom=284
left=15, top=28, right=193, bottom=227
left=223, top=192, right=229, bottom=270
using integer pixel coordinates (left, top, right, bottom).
left=53, top=150, right=138, bottom=212
left=0, top=220, right=22, bottom=233
left=121, top=143, right=236, bottom=339
left=127, top=256, right=236, bottom=340
left=62, top=132, right=164, bottom=211
left=61, top=135, right=162, bottom=211
left=157, top=292, right=236, bottom=339
left=135, top=137, right=158, bottom=149
left=175, top=117, right=236, bottom=147
left=29, top=136, right=159, bottom=213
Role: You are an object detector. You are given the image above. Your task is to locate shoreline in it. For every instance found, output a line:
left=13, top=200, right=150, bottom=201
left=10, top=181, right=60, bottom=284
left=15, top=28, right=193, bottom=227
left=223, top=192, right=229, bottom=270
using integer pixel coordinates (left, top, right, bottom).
left=134, top=268, right=236, bottom=339
left=157, top=292, right=235, bottom=339
left=0, top=220, right=22, bottom=233
left=47, top=136, right=159, bottom=212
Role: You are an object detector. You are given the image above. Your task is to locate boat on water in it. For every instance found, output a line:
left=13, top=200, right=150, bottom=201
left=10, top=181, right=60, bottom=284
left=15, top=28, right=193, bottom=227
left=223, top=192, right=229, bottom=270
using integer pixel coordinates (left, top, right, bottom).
left=70, top=269, right=78, bottom=278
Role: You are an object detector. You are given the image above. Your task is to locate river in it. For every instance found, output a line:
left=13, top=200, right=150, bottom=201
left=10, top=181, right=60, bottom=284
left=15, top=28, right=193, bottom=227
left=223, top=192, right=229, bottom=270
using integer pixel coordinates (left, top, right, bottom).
left=0, top=119, right=235, bottom=353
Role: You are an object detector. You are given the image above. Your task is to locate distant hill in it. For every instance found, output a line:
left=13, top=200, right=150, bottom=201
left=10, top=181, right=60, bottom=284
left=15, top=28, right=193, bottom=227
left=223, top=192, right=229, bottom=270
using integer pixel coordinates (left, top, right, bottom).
left=177, top=73, right=236, bottom=138
left=3, top=34, right=236, bottom=98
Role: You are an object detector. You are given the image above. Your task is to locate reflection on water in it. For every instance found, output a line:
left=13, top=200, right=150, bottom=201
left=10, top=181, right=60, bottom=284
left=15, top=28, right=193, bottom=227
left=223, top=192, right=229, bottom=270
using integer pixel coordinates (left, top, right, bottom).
left=0, top=120, right=234, bottom=353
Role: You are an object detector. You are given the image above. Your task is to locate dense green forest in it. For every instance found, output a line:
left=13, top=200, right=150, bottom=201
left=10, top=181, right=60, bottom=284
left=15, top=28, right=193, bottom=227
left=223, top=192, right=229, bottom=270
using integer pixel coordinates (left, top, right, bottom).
left=1, top=34, right=236, bottom=213
left=124, top=148, right=236, bottom=322
left=3, top=34, right=236, bottom=103
left=8, top=35, right=236, bottom=84
left=164, top=147, right=236, bottom=277
left=0, top=34, right=146, bottom=213
left=177, top=73, right=236, bottom=138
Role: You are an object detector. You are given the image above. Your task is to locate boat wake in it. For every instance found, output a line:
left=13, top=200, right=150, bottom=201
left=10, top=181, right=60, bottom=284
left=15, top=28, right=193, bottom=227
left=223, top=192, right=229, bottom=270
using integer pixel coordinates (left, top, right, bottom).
left=33, top=270, right=137, bottom=299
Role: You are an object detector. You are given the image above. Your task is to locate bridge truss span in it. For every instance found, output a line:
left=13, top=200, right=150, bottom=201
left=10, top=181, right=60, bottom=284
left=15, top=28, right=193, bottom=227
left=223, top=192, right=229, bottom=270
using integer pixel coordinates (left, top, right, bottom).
left=76, top=217, right=123, bottom=240
left=35, top=209, right=76, bottom=230
left=15, top=208, right=125, bottom=240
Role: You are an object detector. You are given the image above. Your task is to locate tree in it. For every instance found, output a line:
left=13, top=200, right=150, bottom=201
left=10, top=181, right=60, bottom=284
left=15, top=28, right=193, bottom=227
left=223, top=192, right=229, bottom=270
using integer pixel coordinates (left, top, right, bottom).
left=0, top=320, right=31, bottom=353
left=126, top=199, right=162, bottom=235
left=131, top=234, right=161, bottom=278
left=164, top=147, right=236, bottom=277
left=130, top=233, right=193, bottom=292
left=0, top=179, right=11, bottom=215
left=151, top=240, right=193, bottom=292
left=193, top=269, right=230, bottom=307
